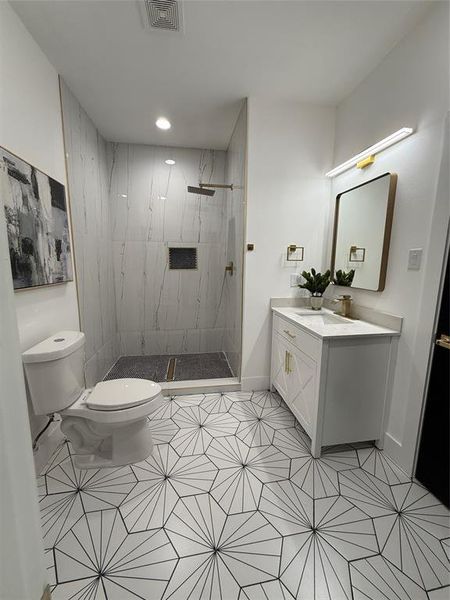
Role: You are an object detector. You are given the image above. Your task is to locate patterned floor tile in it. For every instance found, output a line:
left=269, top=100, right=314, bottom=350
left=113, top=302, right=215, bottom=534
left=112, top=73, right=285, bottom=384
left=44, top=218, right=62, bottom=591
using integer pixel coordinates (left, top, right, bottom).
left=259, top=479, right=313, bottom=536
left=39, top=491, right=85, bottom=549
left=279, top=495, right=378, bottom=599
left=222, top=391, right=253, bottom=403
left=356, top=445, right=411, bottom=485
left=38, top=391, right=450, bottom=600
left=151, top=396, right=181, bottom=419
left=230, top=401, right=295, bottom=447
left=251, top=390, right=282, bottom=408
left=200, top=392, right=233, bottom=413
left=53, top=508, right=177, bottom=599
left=239, top=579, right=295, bottom=599
left=45, top=453, right=137, bottom=512
left=428, top=587, right=450, bottom=600
left=120, top=444, right=217, bottom=531
left=290, top=446, right=359, bottom=498
left=339, top=467, right=398, bottom=517
left=340, top=470, right=450, bottom=590
left=272, top=427, right=311, bottom=458
left=173, top=393, right=206, bottom=406
left=164, top=494, right=282, bottom=600
left=441, top=538, right=450, bottom=561
left=350, top=554, right=428, bottom=600
left=171, top=405, right=239, bottom=455
left=147, top=416, right=180, bottom=445
left=207, top=436, right=290, bottom=513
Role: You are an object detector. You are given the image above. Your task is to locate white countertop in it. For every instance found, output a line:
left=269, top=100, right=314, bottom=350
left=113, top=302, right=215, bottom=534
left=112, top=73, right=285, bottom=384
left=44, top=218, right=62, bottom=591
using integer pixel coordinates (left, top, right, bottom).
left=272, top=306, right=400, bottom=340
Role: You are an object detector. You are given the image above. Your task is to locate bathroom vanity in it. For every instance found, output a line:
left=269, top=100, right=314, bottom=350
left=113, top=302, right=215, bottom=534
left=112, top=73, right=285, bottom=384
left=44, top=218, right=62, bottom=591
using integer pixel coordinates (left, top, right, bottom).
left=270, top=305, right=401, bottom=457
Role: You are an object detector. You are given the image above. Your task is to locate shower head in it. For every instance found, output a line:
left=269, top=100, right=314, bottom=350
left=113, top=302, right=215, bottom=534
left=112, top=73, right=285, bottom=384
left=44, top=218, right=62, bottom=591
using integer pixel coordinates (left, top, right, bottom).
left=187, top=186, right=215, bottom=197
left=187, top=182, right=234, bottom=197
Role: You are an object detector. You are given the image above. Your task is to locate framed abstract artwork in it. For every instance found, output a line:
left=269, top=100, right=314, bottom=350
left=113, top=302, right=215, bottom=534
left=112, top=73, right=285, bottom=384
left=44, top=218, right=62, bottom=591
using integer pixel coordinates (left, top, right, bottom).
left=0, top=146, right=73, bottom=290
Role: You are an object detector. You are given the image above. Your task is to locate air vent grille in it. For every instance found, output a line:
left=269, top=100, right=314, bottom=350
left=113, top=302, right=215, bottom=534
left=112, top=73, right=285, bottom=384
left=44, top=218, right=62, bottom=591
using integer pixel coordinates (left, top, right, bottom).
left=169, top=247, right=197, bottom=270
left=144, top=0, right=181, bottom=31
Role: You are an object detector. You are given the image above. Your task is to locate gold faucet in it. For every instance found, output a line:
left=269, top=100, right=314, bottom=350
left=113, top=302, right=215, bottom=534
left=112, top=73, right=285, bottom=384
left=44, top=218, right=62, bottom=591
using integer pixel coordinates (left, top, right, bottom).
left=333, top=294, right=352, bottom=318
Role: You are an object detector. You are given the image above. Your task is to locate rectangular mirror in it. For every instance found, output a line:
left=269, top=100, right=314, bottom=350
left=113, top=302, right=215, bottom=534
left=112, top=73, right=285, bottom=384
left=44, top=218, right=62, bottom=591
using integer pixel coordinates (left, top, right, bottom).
left=331, top=172, right=397, bottom=291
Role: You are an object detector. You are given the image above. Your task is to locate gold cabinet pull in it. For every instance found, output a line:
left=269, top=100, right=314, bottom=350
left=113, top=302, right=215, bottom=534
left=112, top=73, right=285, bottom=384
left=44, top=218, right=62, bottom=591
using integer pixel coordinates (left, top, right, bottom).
left=436, top=334, right=450, bottom=350
left=284, top=351, right=292, bottom=374
left=284, top=329, right=296, bottom=339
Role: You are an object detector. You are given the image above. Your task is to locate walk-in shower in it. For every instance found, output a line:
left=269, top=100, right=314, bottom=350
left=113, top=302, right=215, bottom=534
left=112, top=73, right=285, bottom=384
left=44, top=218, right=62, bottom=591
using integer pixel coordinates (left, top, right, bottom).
left=61, top=80, right=247, bottom=391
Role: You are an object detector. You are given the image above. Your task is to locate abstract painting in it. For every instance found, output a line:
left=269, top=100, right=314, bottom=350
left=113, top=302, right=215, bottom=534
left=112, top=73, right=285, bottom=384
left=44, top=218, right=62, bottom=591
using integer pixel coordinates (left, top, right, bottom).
left=0, top=146, right=73, bottom=289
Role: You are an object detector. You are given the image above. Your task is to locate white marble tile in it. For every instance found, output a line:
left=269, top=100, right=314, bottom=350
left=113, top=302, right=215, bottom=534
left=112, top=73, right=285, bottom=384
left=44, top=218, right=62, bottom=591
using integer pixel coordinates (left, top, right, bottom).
left=60, top=81, right=118, bottom=382
left=108, top=142, right=232, bottom=357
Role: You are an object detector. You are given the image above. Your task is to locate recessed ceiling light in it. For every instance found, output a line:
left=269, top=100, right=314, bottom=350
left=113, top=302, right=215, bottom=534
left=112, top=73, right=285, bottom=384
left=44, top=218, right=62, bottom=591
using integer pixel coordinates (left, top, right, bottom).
left=165, top=159, right=176, bottom=165
left=120, top=194, right=127, bottom=198
left=156, top=117, right=171, bottom=130
left=159, top=195, right=167, bottom=200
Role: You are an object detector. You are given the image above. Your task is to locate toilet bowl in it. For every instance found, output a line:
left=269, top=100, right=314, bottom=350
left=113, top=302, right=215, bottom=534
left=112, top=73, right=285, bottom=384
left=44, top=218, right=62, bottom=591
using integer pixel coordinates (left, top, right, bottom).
left=22, top=332, right=164, bottom=469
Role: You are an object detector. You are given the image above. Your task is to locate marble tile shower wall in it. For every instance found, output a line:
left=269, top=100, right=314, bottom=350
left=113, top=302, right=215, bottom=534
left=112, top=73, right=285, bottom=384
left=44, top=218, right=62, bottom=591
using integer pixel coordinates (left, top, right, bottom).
left=223, top=102, right=247, bottom=377
left=60, top=82, right=119, bottom=386
left=107, top=143, right=229, bottom=356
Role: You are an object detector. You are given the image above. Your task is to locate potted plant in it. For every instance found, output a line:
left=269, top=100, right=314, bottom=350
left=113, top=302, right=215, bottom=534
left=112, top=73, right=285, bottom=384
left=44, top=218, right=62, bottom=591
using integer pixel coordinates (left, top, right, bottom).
left=333, top=269, right=355, bottom=287
left=298, top=268, right=331, bottom=310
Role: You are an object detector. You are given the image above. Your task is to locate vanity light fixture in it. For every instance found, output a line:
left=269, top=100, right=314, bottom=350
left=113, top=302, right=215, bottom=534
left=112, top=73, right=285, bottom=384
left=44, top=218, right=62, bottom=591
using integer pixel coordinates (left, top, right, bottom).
left=165, top=159, right=176, bottom=165
left=325, top=127, right=414, bottom=178
left=156, top=117, right=171, bottom=130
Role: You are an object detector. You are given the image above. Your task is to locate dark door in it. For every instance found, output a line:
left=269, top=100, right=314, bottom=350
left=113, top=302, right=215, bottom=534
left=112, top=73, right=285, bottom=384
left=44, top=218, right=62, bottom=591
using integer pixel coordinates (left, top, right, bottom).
left=415, top=248, right=450, bottom=507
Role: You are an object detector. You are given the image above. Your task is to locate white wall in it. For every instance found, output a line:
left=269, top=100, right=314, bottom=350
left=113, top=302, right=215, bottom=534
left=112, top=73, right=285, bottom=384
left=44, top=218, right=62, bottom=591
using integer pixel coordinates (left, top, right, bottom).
left=0, top=2, right=79, bottom=463
left=242, top=99, right=335, bottom=390
left=328, top=1, right=449, bottom=474
left=0, top=9, right=48, bottom=597
left=0, top=182, right=48, bottom=600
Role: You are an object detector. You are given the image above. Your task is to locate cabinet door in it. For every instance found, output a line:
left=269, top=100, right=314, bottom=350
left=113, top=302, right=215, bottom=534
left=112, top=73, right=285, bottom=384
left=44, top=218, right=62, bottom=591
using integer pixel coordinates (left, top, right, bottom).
left=286, top=343, right=317, bottom=436
left=271, top=332, right=289, bottom=401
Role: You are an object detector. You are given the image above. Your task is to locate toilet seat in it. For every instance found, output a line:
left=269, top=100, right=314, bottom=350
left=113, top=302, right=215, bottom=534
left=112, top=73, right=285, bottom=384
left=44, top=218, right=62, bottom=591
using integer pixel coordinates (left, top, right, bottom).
left=62, top=378, right=164, bottom=424
left=87, top=378, right=161, bottom=411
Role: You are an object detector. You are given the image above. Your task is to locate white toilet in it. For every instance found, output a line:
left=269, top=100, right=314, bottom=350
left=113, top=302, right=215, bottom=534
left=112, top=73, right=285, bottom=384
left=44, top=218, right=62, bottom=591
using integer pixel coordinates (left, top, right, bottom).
left=22, top=331, right=164, bottom=469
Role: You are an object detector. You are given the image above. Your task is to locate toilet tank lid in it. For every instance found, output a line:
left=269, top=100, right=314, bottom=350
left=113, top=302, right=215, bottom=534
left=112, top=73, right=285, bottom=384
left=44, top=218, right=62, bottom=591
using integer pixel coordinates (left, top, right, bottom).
left=22, top=331, right=85, bottom=364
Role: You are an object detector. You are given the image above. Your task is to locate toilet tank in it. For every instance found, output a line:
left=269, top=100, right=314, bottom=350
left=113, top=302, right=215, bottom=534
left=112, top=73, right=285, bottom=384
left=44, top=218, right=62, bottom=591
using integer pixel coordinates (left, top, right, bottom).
left=22, top=331, right=86, bottom=415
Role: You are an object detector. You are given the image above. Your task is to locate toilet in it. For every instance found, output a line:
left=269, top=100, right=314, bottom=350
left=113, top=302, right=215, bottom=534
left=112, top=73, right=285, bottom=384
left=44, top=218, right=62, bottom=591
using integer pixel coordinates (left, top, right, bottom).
left=22, top=331, right=164, bottom=469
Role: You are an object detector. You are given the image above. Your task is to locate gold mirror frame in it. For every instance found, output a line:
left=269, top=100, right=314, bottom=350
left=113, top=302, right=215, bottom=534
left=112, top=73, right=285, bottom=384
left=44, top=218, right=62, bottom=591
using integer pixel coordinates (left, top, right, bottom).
left=330, top=172, right=397, bottom=292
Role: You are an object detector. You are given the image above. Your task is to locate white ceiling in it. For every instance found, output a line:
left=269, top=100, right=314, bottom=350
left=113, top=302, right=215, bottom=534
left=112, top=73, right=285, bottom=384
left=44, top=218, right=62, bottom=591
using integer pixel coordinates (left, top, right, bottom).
left=12, top=0, right=430, bottom=149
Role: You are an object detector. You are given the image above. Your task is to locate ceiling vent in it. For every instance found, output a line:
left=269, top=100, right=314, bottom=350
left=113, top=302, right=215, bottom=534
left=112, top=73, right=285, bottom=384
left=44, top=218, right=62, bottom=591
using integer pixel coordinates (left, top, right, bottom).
left=142, top=0, right=183, bottom=32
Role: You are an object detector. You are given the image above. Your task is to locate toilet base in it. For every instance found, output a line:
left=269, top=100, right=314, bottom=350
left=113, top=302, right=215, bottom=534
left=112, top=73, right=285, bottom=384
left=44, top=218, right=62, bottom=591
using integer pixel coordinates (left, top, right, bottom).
left=61, top=415, right=154, bottom=469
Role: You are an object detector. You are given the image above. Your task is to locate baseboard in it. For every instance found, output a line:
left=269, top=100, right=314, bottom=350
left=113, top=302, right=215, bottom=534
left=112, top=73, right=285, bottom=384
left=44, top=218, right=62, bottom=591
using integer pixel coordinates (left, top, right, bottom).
left=33, top=419, right=65, bottom=475
left=241, top=376, right=270, bottom=392
left=383, top=431, right=409, bottom=474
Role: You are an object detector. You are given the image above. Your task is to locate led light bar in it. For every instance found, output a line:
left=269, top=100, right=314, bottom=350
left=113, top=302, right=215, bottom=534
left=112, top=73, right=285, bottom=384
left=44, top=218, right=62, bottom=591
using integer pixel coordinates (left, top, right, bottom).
left=326, top=127, right=414, bottom=178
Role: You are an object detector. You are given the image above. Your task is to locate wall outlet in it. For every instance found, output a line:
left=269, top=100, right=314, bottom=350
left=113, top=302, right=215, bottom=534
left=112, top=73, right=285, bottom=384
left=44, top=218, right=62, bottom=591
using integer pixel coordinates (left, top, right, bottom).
left=408, top=248, right=423, bottom=271
left=290, top=273, right=300, bottom=287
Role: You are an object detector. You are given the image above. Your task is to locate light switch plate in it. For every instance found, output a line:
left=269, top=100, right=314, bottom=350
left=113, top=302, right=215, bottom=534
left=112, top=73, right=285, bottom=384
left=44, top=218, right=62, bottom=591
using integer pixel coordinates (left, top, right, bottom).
left=408, top=248, right=423, bottom=270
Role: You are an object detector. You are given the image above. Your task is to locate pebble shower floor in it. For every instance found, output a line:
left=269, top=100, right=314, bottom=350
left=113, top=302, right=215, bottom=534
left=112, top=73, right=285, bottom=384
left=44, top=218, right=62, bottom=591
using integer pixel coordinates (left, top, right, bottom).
left=38, top=390, right=450, bottom=599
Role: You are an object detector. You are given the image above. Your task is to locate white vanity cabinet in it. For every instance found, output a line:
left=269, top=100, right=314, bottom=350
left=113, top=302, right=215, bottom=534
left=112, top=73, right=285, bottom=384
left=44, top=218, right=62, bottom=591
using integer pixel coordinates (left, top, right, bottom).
left=271, top=310, right=399, bottom=457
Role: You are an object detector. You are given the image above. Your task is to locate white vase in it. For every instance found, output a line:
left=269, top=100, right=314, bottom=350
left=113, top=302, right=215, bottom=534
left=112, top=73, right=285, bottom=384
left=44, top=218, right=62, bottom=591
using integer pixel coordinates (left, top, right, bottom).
left=310, top=295, right=323, bottom=311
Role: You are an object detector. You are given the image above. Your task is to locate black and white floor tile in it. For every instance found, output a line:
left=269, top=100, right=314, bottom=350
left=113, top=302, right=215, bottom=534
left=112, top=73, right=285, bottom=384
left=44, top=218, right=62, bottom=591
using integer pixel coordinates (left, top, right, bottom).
left=38, top=390, right=450, bottom=599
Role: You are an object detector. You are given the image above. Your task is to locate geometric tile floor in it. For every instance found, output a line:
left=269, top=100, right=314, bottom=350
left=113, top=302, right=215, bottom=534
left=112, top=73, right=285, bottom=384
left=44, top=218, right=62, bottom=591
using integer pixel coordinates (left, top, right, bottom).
left=37, top=390, right=450, bottom=599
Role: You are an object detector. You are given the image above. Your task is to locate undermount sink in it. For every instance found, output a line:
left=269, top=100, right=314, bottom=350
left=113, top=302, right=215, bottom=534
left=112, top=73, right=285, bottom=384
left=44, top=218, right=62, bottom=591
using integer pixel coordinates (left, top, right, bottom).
left=289, top=310, right=350, bottom=325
